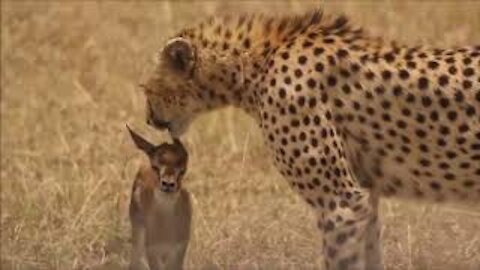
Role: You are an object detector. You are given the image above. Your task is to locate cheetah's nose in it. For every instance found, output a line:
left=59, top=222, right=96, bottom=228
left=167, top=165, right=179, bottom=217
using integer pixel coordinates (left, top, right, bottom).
left=147, top=117, right=170, bottom=130
left=146, top=99, right=170, bottom=130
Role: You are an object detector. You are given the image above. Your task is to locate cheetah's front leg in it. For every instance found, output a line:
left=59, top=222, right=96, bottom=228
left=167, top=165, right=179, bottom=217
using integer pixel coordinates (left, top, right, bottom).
left=319, top=188, right=383, bottom=270
left=364, top=192, right=383, bottom=270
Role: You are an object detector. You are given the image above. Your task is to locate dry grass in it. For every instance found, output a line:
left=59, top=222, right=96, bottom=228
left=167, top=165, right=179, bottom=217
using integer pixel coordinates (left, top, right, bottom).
left=1, top=1, right=480, bottom=270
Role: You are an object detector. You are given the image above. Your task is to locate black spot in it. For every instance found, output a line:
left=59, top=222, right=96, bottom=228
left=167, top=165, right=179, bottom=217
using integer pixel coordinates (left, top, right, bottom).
left=328, top=55, right=336, bottom=66
left=401, top=108, right=411, bottom=116
left=463, top=80, right=472, bottom=89
left=381, top=70, right=392, bottom=80
left=365, top=92, right=373, bottom=102
left=339, top=69, right=351, bottom=78
left=447, top=111, right=457, bottom=121
left=243, top=38, right=251, bottom=49
left=298, top=55, right=307, bottom=65
left=438, top=75, right=449, bottom=86
left=375, top=85, right=386, bottom=95
left=438, top=97, right=449, bottom=108
left=307, top=78, right=317, bottom=89
left=270, top=78, right=276, bottom=87
left=418, top=77, right=429, bottom=90
left=463, top=67, right=475, bottom=77
left=294, top=69, right=303, bottom=78
left=430, top=111, right=439, bottom=121
left=350, top=63, right=360, bottom=73
left=341, top=84, right=351, bottom=94
left=444, top=173, right=456, bottom=181
left=365, top=71, right=375, bottom=80
left=334, top=98, right=344, bottom=108
left=383, top=52, right=395, bottom=63
left=459, top=123, right=469, bottom=133
left=448, top=66, right=457, bottom=75
left=314, top=47, right=325, bottom=56
left=297, top=96, right=306, bottom=107
left=393, top=85, right=403, bottom=96
left=352, top=101, right=361, bottom=110
left=463, top=181, right=475, bottom=187
left=315, top=62, right=324, bottom=73
left=421, top=96, right=432, bottom=107
left=428, top=61, right=439, bottom=70
left=302, top=41, right=314, bottom=48
left=294, top=84, right=302, bottom=92
left=415, top=129, right=427, bottom=138
left=381, top=100, right=391, bottom=109
left=329, top=200, right=337, bottom=211
left=439, top=126, right=450, bottom=135
left=324, top=220, right=335, bottom=232
left=406, top=93, right=416, bottom=103
left=416, top=113, right=426, bottom=124
left=430, top=181, right=441, bottom=191
left=396, top=120, right=407, bottom=129
left=399, top=69, right=410, bottom=80
left=323, top=38, right=335, bottom=44
left=454, top=91, right=464, bottom=103
left=327, top=76, right=337, bottom=87
left=321, top=93, right=328, bottom=103
left=337, top=49, right=349, bottom=58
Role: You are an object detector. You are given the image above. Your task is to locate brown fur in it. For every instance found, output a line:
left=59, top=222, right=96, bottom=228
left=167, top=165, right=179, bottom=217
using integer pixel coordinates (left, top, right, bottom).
left=129, top=165, right=192, bottom=270
left=127, top=128, right=191, bottom=270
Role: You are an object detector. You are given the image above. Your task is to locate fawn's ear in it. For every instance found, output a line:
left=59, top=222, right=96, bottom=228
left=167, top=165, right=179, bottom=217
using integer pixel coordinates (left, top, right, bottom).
left=161, top=37, right=196, bottom=76
left=172, top=137, right=188, bottom=163
left=126, top=124, right=155, bottom=156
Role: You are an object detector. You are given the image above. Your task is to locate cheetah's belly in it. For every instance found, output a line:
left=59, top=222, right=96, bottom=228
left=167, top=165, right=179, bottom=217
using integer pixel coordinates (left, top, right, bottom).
left=345, top=129, right=480, bottom=203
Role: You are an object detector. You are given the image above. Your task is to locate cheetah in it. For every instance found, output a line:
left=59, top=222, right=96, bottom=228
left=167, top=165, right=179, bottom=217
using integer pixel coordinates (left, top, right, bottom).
left=127, top=125, right=191, bottom=270
left=139, top=9, right=480, bottom=270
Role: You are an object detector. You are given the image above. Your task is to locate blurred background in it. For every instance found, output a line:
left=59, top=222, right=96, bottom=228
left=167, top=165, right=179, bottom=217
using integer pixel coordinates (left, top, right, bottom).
left=1, top=1, right=480, bottom=269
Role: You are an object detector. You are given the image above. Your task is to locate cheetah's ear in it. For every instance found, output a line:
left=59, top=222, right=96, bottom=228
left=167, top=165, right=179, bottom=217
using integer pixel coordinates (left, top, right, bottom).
left=126, top=124, right=155, bottom=157
left=161, top=37, right=196, bottom=76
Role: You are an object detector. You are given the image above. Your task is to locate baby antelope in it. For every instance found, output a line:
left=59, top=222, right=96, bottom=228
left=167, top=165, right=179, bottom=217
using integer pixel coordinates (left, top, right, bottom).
left=127, top=125, right=191, bottom=270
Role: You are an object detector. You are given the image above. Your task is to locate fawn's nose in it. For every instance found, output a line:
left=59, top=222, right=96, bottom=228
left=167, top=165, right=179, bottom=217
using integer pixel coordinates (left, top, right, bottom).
left=160, top=180, right=176, bottom=193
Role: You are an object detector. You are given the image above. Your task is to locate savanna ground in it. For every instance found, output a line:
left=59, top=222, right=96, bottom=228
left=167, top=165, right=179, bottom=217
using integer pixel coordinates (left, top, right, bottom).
left=1, top=1, right=480, bottom=269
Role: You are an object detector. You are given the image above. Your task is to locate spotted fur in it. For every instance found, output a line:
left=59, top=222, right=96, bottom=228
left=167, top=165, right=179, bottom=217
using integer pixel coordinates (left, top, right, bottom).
left=141, top=10, right=480, bottom=270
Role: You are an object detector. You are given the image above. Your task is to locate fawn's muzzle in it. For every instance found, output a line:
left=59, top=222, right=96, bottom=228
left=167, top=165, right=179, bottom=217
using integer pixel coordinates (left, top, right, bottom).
left=160, top=180, right=176, bottom=193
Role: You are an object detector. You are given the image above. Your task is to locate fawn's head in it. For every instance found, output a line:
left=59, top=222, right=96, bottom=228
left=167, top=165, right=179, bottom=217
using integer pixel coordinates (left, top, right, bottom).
left=127, top=125, right=188, bottom=193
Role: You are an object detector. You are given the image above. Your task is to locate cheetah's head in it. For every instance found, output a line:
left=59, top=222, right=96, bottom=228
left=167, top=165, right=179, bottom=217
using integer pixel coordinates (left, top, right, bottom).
left=142, top=37, right=244, bottom=138
left=141, top=38, right=200, bottom=138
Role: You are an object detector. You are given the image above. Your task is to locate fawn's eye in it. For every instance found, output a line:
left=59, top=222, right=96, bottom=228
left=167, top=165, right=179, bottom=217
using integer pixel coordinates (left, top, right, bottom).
left=152, top=166, right=160, bottom=174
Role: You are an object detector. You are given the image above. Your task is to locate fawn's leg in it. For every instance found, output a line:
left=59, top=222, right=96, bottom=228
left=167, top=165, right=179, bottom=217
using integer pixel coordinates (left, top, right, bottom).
left=129, top=223, right=146, bottom=270
left=145, top=244, right=170, bottom=270
left=170, top=242, right=188, bottom=270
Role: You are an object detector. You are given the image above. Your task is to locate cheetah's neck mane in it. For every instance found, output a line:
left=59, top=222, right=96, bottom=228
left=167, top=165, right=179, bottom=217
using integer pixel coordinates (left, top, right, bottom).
left=172, top=10, right=374, bottom=118
left=178, top=10, right=365, bottom=61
